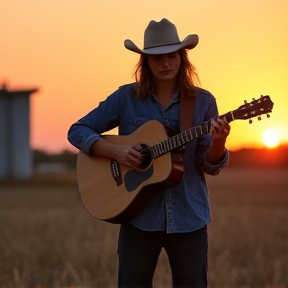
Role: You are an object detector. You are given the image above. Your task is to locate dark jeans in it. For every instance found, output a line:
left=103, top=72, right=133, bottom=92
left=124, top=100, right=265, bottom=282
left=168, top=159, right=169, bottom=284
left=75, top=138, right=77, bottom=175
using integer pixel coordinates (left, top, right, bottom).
left=118, top=223, right=208, bottom=288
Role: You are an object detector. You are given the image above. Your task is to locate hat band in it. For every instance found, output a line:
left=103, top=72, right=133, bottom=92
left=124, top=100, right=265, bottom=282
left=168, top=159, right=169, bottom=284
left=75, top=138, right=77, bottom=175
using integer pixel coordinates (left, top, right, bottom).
left=144, top=41, right=182, bottom=49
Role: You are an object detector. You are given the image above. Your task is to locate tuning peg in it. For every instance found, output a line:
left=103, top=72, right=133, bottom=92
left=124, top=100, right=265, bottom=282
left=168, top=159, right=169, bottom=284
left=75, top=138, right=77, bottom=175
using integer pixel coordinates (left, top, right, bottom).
left=258, top=116, right=261, bottom=121
left=267, top=114, right=270, bottom=118
left=244, top=100, right=247, bottom=104
left=249, top=119, right=253, bottom=124
left=252, top=98, right=256, bottom=101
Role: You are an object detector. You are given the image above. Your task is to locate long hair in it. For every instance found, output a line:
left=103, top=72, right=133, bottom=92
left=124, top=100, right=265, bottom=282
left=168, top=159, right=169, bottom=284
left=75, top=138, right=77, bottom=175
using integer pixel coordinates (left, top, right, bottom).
left=132, top=49, right=200, bottom=99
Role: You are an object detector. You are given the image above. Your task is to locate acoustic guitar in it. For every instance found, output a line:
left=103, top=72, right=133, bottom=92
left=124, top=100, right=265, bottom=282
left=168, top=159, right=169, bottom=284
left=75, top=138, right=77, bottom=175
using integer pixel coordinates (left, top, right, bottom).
left=77, top=95, right=274, bottom=223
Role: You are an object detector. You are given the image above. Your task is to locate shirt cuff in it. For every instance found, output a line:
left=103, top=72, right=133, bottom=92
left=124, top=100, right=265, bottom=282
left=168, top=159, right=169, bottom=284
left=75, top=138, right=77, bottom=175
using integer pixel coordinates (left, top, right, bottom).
left=83, top=134, right=101, bottom=154
left=203, top=148, right=229, bottom=175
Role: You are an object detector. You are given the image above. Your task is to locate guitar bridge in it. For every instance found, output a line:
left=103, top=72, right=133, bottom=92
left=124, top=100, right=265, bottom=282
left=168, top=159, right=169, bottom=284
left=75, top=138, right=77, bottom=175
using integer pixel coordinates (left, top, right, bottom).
left=110, top=159, right=123, bottom=186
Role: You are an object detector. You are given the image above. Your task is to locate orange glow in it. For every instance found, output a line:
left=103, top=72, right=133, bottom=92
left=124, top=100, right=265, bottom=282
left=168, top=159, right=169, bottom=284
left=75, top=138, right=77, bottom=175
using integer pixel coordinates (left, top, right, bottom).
left=0, top=0, right=288, bottom=153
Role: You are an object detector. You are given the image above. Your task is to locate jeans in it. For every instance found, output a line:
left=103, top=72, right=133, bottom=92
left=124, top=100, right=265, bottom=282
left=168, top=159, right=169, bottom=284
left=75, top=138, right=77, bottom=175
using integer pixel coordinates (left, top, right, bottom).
left=118, top=223, right=208, bottom=288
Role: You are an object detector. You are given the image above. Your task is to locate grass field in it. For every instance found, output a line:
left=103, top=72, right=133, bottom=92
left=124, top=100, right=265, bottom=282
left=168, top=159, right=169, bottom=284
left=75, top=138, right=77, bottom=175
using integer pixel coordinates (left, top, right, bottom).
left=0, top=168, right=287, bottom=288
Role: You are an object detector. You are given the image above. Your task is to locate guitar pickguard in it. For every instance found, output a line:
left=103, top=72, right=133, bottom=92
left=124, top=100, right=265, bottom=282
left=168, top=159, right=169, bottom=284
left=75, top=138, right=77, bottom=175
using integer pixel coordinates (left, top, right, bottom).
left=124, top=165, right=154, bottom=192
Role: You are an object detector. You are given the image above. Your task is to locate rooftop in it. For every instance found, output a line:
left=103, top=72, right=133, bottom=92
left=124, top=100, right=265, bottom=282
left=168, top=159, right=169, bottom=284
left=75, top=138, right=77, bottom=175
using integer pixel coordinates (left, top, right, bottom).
left=0, top=82, right=38, bottom=97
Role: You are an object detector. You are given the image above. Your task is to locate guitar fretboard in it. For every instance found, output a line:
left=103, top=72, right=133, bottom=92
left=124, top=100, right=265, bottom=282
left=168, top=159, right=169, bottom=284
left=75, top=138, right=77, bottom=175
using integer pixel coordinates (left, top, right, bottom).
left=151, top=111, right=234, bottom=159
left=151, top=121, right=211, bottom=158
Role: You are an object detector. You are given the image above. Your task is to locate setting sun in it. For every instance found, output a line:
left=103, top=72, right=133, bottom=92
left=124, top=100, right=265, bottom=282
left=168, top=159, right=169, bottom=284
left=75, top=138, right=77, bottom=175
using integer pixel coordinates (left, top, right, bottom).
left=262, top=129, right=280, bottom=148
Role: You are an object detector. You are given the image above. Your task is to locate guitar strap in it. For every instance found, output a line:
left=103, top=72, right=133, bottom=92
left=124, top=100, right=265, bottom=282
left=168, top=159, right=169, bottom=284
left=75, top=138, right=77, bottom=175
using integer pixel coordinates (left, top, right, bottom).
left=180, top=95, right=195, bottom=132
left=177, top=95, right=195, bottom=155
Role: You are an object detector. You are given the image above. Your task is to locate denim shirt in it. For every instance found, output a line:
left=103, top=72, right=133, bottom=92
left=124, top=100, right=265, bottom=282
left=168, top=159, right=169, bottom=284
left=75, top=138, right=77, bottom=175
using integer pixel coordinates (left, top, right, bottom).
left=68, top=83, right=229, bottom=233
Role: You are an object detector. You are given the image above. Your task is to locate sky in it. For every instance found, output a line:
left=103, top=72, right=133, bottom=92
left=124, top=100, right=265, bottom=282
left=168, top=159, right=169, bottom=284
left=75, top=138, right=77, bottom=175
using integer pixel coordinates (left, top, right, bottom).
left=1, top=0, right=288, bottom=153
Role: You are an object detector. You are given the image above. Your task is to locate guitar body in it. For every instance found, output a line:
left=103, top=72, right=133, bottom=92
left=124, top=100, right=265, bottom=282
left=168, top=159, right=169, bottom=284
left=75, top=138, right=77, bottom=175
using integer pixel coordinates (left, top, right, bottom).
left=77, top=120, right=184, bottom=224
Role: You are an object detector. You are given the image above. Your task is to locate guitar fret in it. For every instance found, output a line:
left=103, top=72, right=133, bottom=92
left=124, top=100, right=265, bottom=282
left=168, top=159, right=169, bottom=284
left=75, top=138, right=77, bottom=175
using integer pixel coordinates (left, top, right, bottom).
left=168, top=138, right=173, bottom=150
left=156, top=144, right=161, bottom=156
left=189, top=129, right=193, bottom=140
left=195, top=127, right=199, bottom=137
left=162, top=141, right=166, bottom=153
left=166, top=139, right=169, bottom=151
left=182, top=132, right=186, bottom=143
left=191, top=128, right=195, bottom=138
left=177, top=136, right=180, bottom=146
left=162, top=140, right=167, bottom=154
left=201, top=123, right=206, bottom=134
left=180, top=133, right=185, bottom=144
left=203, top=122, right=209, bottom=134
left=180, top=135, right=184, bottom=145
left=172, top=136, right=176, bottom=148
left=162, top=142, right=166, bottom=154
left=164, top=140, right=169, bottom=153
left=157, top=143, right=162, bottom=155
left=176, top=135, right=180, bottom=147
left=165, top=139, right=169, bottom=151
left=160, top=142, right=165, bottom=154
left=154, top=145, right=158, bottom=156
left=155, top=146, right=158, bottom=157
left=184, top=131, right=189, bottom=142
left=196, top=126, right=201, bottom=136
left=159, top=143, right=164, bottom=156
left=152, top=146, right=159, bottom=158
left=156, top=144, right=160, bottom=156
left=170, top=137, right=174, bottom=149
left=151, top=147, right=156, bottom=158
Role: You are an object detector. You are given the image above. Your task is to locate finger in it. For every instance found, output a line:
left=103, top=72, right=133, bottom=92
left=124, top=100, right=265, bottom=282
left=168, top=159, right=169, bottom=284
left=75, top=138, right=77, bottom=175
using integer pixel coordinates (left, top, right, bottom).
left=120, top=156, right=136, bottom=167
left=210, top=126, right=218, bottom=134
left=122, top=153, right=142, bottom=167
left=215, top=118, right=226, bottom=127
left=130, top=149, right=143, bottom=160
left=223, top=117, right=229, bottom=124
left=221, top=117, right=230, bottom=133
left=211, top=120, right=220, bottom=132
left=215, top=118, right=231, bottom=132
left=129, top=147, right=144, bottom=162
left=126, top=154, right=141, bottom=165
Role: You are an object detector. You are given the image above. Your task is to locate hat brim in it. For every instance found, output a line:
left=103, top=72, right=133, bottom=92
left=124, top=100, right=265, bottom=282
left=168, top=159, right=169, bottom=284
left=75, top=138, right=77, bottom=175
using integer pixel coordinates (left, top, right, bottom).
left=124, top=34, right=199, bottom=55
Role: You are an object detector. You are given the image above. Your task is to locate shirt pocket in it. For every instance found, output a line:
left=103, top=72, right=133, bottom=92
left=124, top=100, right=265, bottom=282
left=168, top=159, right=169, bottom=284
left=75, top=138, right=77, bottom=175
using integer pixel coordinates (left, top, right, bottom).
left=130, top=116, right=151, bottom=126
left=119, top=116, right=154, bottom=135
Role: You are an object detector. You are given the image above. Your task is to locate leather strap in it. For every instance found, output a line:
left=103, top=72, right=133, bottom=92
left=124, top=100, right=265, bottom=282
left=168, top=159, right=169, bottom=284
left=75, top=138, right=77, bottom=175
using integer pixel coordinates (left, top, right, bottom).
left=174, top=95, right=195, bottom=156
left=180, top=96, right=195, bottom=132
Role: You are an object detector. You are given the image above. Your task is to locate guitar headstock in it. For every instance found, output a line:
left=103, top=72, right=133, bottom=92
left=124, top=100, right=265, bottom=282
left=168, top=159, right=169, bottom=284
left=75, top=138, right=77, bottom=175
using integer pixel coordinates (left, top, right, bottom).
left=232, top=95, right=274, bottom=123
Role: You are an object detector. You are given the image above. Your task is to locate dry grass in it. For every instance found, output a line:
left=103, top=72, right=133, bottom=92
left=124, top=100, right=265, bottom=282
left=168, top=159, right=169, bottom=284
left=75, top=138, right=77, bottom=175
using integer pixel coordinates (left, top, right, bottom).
left=0, top=168, right=287, bottom=288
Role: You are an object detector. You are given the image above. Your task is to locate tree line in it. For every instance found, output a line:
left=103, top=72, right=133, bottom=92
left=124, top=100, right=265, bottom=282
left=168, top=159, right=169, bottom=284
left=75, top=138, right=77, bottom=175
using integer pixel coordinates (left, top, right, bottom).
left=33, top=145, right=288, bottom=170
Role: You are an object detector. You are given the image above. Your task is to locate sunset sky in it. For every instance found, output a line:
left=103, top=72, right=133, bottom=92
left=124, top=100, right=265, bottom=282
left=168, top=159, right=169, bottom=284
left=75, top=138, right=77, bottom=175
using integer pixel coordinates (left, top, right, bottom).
left=1, top=0, right=287, bottom=153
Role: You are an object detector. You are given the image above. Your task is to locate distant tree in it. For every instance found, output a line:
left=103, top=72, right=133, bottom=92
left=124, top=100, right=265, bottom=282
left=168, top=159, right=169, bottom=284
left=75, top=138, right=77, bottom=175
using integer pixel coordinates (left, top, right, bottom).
left=32, top=146, right=288, bottom=170
left=33, top=149, right=77, bottom=169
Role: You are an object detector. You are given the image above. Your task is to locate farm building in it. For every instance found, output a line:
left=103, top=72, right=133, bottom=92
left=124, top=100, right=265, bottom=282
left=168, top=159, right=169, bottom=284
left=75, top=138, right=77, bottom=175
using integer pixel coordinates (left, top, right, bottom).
left=0, top=83, right=38, bottom=180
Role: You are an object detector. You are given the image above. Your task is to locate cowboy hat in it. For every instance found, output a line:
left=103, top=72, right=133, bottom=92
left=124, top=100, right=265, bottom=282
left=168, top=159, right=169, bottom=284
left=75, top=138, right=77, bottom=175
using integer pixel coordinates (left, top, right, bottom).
left=124, top=18, right=199, bottom=55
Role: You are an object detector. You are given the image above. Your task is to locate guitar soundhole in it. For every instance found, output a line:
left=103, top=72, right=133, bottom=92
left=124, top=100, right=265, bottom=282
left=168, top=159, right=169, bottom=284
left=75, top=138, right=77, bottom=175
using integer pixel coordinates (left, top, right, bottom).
left=135, top=143, right=153, bottom=170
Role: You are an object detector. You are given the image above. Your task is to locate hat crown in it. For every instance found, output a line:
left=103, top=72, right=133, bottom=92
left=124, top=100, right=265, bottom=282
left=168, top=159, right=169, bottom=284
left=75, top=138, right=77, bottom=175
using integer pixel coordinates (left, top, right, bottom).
left=143, top=18, right=181, bottom=49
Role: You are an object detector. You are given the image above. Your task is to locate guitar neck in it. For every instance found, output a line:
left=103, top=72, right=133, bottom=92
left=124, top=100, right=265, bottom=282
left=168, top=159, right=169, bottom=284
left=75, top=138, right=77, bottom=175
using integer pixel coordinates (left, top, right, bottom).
left=149, top=95, right=274, bottom=159
left=151, top=111, right=234, bottom=159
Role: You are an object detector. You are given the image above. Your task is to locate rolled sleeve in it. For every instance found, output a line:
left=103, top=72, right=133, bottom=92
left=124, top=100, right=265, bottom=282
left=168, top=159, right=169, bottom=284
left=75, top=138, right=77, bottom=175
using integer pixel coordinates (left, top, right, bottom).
left=83, top=134, right=101, bottom=154
left=67, top=86, right=124, bottom=154
left=203, top=148, right=229, bottom=175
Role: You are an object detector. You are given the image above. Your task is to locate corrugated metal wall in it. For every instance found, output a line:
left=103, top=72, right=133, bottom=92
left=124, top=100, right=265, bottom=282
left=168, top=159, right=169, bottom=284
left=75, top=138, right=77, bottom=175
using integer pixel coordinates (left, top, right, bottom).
left=0, top=87, right=37, bottom=179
